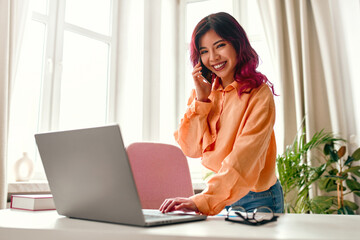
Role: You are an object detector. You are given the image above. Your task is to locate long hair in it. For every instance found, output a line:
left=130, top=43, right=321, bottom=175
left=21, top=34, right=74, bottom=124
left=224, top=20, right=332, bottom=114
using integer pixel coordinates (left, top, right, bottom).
left=190, top=12, right=275, bottom=97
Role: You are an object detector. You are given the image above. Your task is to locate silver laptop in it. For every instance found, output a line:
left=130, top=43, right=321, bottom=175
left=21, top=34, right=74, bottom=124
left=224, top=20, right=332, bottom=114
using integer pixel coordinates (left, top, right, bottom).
left=34, top=124, right=206, bottom=227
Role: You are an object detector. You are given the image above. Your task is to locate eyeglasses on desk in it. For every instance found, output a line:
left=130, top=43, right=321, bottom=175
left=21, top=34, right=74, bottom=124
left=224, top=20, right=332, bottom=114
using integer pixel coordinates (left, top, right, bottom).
left=225, top=206, right=278, bottom=226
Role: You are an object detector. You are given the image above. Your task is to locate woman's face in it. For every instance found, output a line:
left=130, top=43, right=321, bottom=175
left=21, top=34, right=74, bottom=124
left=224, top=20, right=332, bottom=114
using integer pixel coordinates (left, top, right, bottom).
left=199, top=29, right=237, bottom=85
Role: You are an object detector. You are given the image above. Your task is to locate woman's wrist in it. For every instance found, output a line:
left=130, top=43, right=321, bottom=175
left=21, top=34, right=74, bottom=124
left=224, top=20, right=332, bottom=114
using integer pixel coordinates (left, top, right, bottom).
left=196, top=97, right=211, bottom=103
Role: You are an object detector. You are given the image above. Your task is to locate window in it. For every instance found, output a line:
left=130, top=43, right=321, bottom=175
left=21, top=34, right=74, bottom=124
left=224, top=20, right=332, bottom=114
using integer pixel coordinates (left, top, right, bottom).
left=8, top=0, right=282, bottom=184
left=179, top=0, right=281, bottom=181
left=8, top=0, right=117, bottom=181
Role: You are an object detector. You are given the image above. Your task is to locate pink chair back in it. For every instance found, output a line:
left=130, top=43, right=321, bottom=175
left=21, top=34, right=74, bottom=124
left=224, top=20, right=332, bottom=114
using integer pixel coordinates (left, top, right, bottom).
left=126, top=142, right=194, bottom=209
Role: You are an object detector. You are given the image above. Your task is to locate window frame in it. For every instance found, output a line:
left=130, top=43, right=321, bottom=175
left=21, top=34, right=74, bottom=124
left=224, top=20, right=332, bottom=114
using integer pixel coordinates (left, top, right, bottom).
left=9, top=0, right=119, bottom=181
left=38, top=0, right=118, bottom=132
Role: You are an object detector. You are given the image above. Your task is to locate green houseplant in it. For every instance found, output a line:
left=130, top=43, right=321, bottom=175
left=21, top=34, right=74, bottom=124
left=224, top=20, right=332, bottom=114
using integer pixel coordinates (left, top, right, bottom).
left=277, top=129, right=360, bottom=214
left=312, top=142, right=360, bottom=214
left=276, top=130, right=342, bottom=213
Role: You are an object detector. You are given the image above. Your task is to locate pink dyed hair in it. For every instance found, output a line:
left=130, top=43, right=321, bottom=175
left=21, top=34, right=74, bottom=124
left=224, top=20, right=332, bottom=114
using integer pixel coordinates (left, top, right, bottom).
left=190, top=12, right=276, bottom=97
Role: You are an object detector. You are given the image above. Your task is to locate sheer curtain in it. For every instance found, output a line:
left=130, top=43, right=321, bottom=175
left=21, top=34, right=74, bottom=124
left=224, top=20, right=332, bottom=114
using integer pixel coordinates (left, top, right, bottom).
left=0, top=0, right=29, bottom=209
left=257, top=0, right=360, bottom=205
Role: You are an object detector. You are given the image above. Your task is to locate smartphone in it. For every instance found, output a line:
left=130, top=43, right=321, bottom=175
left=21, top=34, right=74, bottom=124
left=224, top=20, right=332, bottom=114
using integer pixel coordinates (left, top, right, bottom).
left=199, top=58, right=212, bottom=83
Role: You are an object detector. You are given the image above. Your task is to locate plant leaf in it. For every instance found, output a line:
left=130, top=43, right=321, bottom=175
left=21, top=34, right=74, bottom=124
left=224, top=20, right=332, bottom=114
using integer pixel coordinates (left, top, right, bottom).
left=324, top=143, right=333, bottom=155
left=352, top=148, right=360, bottom=160
left=338, top=206, right=355, bottom=215
left=318, top=178, right=329, bottom=190
left=311, top=196, right=333, bottom=213
left=345, top=166, right=360, bottom=177
left=337, top=146, right=346, bottom=158
left=324, top=175, right=347, bottom=181
left=318, top=177, right=337, bottom=192
left=344, top=156, right=354, bottom=166
left=310, top=163, right=327, bottom=181
left=330, top=150, right=339, bottom=162
left=326, top=209, right=338, bottom=214
left=346, top=179, right=360, bottom=191
left=343, top=200, right=359, bottom=210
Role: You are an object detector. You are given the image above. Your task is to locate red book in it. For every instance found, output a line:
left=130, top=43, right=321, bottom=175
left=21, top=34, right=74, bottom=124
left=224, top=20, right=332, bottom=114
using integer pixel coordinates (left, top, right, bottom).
left=10, top=194, right=56, bottom=211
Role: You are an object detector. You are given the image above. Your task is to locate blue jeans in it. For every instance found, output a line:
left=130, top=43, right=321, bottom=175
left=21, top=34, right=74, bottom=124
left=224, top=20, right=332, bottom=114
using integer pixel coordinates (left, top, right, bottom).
left=227, top=179, right=284, bottom=213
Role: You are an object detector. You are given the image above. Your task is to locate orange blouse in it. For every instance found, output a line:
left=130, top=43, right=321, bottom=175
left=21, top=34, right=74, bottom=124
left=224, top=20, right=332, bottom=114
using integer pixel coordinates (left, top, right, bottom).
left=174, top=78, right=277, bottom=216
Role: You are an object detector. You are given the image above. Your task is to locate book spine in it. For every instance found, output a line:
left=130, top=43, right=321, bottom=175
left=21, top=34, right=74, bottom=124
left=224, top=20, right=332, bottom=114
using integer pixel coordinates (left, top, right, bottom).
left=10, top=195, right=14, bottom=209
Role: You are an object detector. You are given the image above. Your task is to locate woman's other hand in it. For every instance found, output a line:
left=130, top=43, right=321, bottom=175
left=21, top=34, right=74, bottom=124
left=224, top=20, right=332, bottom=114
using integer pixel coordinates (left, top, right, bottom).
left=159, top=197, right=199, bottom=213
left=192, top=62, right=212, bottom=102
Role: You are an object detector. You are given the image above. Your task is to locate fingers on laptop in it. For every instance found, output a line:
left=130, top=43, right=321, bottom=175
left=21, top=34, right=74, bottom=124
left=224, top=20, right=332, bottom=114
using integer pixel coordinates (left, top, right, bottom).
left=159, top=197, right=198, bottom=213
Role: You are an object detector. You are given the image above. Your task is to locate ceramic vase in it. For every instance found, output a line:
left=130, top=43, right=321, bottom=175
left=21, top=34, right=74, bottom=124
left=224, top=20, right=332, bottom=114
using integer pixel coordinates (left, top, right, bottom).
left=14, top=152, right=34, bottom=182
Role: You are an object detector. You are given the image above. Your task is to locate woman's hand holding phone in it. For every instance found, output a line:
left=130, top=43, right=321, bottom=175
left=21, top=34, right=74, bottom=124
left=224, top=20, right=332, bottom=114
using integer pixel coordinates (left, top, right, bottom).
left=192, top=62, right=212, bottom=102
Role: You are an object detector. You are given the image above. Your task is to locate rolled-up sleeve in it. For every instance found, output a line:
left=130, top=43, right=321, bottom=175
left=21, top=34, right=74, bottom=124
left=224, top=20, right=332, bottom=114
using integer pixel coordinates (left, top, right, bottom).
left=174, top=89, right=212, bottom=158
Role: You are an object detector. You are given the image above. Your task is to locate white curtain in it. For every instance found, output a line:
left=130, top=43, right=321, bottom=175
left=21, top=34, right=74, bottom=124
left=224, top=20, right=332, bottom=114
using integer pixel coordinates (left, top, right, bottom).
left=257, top=0, right=360, bottom=206
left=0, top=0, right=29, bottom=209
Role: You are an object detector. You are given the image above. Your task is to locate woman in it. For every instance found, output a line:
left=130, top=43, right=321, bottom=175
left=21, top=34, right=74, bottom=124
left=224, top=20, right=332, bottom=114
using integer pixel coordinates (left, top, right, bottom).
left=159, top=12, right=284, bottom=216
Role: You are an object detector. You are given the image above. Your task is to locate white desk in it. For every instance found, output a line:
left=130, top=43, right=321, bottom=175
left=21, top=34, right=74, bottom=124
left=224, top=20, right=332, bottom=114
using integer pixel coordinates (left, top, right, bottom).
left=0, top=209, right=359, bottom=240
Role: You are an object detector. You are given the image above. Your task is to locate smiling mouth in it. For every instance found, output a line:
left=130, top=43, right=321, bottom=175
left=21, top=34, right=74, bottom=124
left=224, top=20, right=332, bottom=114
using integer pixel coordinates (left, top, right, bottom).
left=213, top=62, right=226, bottom=71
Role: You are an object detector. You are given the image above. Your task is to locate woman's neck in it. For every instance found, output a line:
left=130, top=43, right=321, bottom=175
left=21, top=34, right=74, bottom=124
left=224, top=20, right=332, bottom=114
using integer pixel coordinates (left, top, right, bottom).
left=221, top=77, right=234, bottom=89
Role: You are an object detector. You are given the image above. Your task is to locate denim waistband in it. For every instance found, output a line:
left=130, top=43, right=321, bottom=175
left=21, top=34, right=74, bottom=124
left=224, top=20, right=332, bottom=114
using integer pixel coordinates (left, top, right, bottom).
left=227, top=179, right=284, bottom=213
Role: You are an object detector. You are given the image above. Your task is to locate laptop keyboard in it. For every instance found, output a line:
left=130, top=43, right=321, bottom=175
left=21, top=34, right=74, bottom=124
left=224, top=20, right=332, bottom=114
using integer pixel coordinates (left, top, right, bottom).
left=143, top=211, right=192, bottom=220
left=144, top=213, right=170, bottom=220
